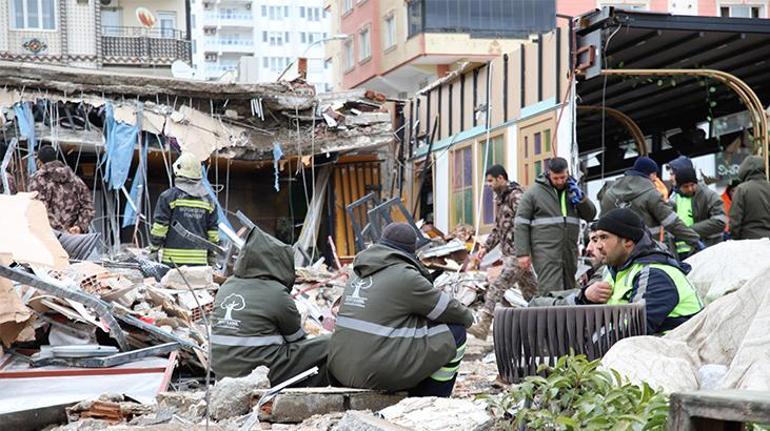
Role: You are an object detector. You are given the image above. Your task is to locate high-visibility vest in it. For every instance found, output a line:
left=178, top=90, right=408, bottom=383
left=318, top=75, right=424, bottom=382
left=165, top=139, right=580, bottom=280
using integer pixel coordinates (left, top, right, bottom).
left=605, top=262, right=703, bottom=321
left=674, top=194, right=695, bottom=255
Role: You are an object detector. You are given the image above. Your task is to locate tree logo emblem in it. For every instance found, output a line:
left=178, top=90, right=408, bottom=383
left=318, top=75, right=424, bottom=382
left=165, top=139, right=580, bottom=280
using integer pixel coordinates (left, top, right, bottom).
left=219, top=293, right=246, bottom=327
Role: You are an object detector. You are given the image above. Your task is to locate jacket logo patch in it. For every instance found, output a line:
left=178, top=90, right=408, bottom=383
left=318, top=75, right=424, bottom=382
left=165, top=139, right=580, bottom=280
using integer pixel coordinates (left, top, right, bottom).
left=217, top=293, right=246, bottom=329
left=345, top=276, right=373, bottom=308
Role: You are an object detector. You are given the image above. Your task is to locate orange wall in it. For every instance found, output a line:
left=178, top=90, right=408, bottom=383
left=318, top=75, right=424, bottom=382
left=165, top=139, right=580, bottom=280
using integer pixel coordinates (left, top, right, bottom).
left=340, top=0, right=381, bottom=89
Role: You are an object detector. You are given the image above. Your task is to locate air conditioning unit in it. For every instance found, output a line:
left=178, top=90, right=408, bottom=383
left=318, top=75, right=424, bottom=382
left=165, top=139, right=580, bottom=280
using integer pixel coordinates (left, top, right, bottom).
left=100, top=0, right=118, bottom=7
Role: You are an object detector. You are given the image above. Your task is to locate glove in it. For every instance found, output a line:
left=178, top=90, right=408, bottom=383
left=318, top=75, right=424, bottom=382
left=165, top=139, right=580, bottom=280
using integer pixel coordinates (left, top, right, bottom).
left=696, top=240, right=706, bottom=251
left=567, top=177, right=585, bottom=205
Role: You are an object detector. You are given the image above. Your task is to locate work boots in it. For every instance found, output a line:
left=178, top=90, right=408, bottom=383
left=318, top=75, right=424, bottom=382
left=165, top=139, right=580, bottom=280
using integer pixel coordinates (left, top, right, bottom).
left=467, top=311, right=493, bottom=340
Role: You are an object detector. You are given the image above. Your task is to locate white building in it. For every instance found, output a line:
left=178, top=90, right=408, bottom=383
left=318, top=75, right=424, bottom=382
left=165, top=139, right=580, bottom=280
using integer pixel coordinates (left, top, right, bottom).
left=191, top=0, right=332, bottom=92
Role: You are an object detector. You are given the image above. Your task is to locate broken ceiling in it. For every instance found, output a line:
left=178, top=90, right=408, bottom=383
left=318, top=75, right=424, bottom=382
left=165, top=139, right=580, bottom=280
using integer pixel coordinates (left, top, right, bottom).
left=0, top=61, right=394, bottom=161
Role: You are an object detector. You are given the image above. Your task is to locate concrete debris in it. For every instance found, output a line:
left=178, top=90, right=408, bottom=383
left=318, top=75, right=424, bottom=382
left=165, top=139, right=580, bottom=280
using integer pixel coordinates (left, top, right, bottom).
left=334, top=411, right=411, bottom=431
left=160, top=266, right=217, bottom=290
left=210, top=366, right=271, bottom=420
left=256, top=387, right=406, bottom=424
left=379, top=397, right=493, bottom=431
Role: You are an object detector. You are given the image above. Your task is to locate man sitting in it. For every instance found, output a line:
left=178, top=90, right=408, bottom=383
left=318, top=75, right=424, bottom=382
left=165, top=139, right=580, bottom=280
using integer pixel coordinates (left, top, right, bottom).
left=580, top=208, right=704, bottom=334
left=328, top=223, right=473, bottom=397
left=211, top=226, right=329, bottom=386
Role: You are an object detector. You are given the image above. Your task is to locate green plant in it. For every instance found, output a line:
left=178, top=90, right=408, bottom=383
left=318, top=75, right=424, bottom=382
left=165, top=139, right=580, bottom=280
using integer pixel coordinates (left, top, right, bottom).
left=483, top=354, right=669, bottom=431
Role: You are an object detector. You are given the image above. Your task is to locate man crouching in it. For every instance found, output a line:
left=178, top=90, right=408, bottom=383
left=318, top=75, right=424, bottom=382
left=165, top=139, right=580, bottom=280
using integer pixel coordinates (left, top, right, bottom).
left=212, top=226, right=329, bottom=386
left=328, top=223, right=473, bottom=397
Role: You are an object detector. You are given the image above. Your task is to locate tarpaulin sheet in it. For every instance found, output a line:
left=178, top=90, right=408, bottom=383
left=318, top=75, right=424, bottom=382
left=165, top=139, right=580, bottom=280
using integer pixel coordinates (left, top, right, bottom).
left=104, top=102, right=139, bottom=191
left=122, top=135, right=149, bottom=228
left=13, top=103, right=37, bottom=176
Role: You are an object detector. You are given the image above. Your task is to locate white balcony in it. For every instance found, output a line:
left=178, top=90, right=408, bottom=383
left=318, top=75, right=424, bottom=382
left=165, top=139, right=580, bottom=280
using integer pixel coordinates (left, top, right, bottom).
left=203, top=12, right=253, bottom=27
left=204, top=38, right=254, bottom=53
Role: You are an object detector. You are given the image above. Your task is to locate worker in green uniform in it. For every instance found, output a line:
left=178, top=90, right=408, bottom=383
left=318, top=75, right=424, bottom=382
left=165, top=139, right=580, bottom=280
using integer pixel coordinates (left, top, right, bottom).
left=149, top=153, right=219, bottom=266
left=580, top=208, right=703, bottom=334
left=669, top=167, right=726, bottom=260
left=729, top=155, right=770, bottom=240
left=328, top=223, right=473, bottom=397
left=211, top=225, right=330, bottom=386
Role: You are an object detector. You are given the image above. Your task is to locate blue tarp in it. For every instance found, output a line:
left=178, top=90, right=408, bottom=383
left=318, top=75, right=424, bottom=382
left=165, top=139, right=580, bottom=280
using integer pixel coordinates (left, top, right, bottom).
left=13, top=103, right=37, bottom=176
left=104, top=102, right=140, bottom=191
left=121, top=135, right=149, bottom=228
left=201, top=165, right=234, bottom=233
left=272, top=142, right=283, bottom=192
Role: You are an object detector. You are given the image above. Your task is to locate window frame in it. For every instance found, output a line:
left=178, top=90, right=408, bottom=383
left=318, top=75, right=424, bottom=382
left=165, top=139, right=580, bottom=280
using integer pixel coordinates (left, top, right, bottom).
left=358, top=24, right=372, bottom=63
left=517, top=112, right=556, bottom=187
left=717, top=2, right=766, bottom=18
left=343, top=39, right=355, bottom=72
left=343, top=0, right=354, bottom=16
left=477, top=132, right=508, bottom=232
left=10, top=0, right=57, bottom=31
left=449, top=142, right=476, bottom=229
left=383, top=11, right=396, bottom=51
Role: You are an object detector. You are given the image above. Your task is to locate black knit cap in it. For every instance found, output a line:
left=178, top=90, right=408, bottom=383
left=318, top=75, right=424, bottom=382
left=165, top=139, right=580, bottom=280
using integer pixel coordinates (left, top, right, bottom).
left=380, top=223, right=417, bottom=254
left=595, top=208, right=645, bottom=242
left=676, top=166, right=698, bottom=185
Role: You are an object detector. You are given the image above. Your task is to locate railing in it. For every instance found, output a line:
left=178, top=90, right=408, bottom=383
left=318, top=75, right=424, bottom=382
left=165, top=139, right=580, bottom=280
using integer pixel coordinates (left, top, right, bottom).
left=204, top=38, right=254, bottom=48
left=203, top=12, right=253, bottom=22
left=101, top=26, right=191, bottom=65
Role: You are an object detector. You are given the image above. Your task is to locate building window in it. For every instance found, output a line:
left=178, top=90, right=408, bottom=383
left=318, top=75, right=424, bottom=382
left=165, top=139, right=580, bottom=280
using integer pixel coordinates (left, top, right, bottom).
left=263, top=57, right=269, bottom=68
left=518, top=113, right=555, bottom=186
left=358, top=26, right=371, bottom=62
left=451, top=145, right=474, bottom=228
left=343, top=0, right=353, bottom=14
left=268, top=31, right=285, bottom=46
left=300, top=32, right=306, bottom=43
left=11, top=0, right=56, bottom=30
left=479, top=135, right=506, bottom=226
left=299, top=6, right=305, bottom=18
left=383, top=13, right=395, bottom=49
left=598, top=1, right=648, bottom=10
left=261, top=5, right=267, bottom=17
left=343, top=39, right=354, bottom=71
left=720, top=4, right=763, bottom=17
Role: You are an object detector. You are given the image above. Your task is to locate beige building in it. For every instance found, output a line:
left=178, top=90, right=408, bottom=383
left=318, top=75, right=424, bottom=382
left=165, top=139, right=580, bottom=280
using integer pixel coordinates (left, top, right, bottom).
left=324, top=0, right=554, bottom=97
left=1, top=0, right=190, bottom=73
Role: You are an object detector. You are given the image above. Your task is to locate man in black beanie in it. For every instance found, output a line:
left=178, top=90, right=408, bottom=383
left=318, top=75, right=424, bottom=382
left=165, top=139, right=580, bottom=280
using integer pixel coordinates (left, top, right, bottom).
left=328, top=223, right=473, bottom=397
left=668, top=166, right=725, bottom=259
left=578, top=208, right=703, bottom=334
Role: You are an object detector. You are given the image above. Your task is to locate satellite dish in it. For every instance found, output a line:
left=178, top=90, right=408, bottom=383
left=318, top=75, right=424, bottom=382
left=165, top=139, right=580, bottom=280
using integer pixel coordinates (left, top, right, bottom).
left=171, top=60, right=196, bottom=79
left=136, top=7, right=156, bottom=28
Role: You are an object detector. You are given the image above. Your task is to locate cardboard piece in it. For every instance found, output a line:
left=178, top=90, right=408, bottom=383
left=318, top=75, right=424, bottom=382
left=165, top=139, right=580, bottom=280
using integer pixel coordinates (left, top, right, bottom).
left=0, top=278, right=35, bottom=347
left=0, top=193, right=69, bottom=269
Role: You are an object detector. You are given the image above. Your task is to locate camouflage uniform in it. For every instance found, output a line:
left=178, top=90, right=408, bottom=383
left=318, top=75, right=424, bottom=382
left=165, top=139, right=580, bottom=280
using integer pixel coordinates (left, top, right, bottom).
left=483, top=182, right=537, bottom=311
left=28, top=161, right=94, bottom=232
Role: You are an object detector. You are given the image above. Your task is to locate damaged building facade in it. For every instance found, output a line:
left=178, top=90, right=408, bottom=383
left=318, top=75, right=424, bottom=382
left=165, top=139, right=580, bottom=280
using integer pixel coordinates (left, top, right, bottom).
left=0, top=60, right=394, bottom=262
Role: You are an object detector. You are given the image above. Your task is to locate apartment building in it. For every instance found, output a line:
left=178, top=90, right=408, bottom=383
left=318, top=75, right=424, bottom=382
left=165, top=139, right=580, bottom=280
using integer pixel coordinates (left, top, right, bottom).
left=560, top=0, right=770, bottom=17
left=191, top=0, right=333, bottom=91
left=324, top=0, right=556, bottom=97
left=1, top=0, right=191, bottom=74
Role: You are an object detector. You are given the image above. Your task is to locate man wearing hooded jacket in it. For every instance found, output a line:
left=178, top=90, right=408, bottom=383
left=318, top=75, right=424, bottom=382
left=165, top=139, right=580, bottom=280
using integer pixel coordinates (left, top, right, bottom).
left=211, top=226, right=330, bottom=386
left=579, top=208, right=703, bottom=334
left=729, top=155, right=770, bottom=240
left=328, top=223, right=473, bottom=397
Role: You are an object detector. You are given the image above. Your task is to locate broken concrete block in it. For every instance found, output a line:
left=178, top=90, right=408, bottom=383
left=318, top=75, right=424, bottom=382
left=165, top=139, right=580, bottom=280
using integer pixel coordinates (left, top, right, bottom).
left=379, top=397, right=493, bottom=431
left=256, top=387, right=406, bottom=424
left=160, top=265, right=216, bottom=290
left=335, top=411, right=412, bottom=431
left=210, top=366, right=270, bottom=420
left=156, top=391, right=206, bottom=419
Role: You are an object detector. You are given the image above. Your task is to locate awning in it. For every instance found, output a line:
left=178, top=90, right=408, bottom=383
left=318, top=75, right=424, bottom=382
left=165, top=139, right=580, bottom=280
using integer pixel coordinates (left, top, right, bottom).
left=575, top=8, right=770, bottom=177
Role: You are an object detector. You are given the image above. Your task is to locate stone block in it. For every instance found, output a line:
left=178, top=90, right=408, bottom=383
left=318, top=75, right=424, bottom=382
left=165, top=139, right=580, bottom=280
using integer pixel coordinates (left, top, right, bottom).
left=334, top=411, right=412, bottom=431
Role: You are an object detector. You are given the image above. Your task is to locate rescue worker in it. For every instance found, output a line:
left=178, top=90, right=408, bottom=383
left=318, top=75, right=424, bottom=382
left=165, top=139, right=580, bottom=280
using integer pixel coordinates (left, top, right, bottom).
left=150, top=153, right=219, bottom=266
left=600, top=156, right=701, bottom=252
left=514, top=157, right=597, bottom=294
left=729, top=155, right=770, bottom=240
left=469, top=165, right=536, bottom=339
left=28, top=145, right=94, bottom=233
left=667, top=155, right=694, bottom=193
left=211, top=226, right=330, bottom=385
left=581, top=208, right=704, bottom=334
left=328, top=223, right=473, bottom=397
left=668, top=167, right=726, bottom=260
left=721, top=178, right=740, bottom=238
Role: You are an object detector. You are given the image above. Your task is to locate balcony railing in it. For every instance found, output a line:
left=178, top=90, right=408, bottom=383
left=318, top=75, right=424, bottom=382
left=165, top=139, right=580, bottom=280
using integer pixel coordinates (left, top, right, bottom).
left=203, top=12, right=253, bottom=22
left=101, top=26, right=191, bottom=66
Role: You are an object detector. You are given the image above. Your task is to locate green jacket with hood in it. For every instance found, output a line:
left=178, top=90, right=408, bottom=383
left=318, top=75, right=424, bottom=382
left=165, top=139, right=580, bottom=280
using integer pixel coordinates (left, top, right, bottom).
left=729, top=155, right=770, bottom=240
left=514, top=173, right=597, bottom=293
left=328, top=244, right=473, bottom=392
left=669, top=184, right=726, bottom=246
left=600, top=170, right=700, bottom=247
left=211, top=227, right=330, bottom=385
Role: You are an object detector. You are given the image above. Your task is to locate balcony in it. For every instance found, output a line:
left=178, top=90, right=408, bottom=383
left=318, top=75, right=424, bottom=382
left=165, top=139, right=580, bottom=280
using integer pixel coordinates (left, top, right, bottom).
left=102, top=26, right=191, bottom=66
left=204, top=37, right=254, bottom=54
left=203, top=12, right=254, bottom=27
